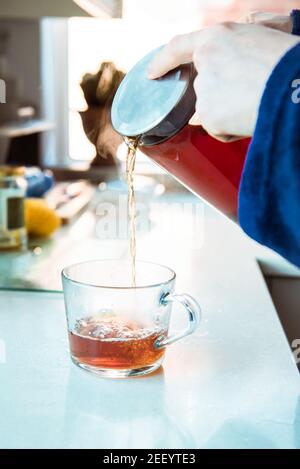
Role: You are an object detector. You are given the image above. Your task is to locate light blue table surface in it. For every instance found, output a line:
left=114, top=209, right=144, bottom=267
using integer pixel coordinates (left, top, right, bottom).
left=0, top=195, right=299, bottom=448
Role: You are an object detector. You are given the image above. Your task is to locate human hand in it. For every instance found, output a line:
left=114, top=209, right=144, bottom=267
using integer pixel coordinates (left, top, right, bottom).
left=148, top=23, right=300, bottom=139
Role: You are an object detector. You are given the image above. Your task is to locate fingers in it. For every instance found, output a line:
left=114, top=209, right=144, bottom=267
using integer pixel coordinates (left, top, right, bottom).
left=147, top=31, right=199, bottom=79
left=148, top=23, right=239, bottom=79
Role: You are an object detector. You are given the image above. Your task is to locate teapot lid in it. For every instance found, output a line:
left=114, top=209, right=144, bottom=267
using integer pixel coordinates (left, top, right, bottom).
left=111, top=46, right=196, bottom=139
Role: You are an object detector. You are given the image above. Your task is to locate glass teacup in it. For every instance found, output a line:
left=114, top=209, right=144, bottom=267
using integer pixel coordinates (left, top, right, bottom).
left=62, top=260, right=201, bottom=378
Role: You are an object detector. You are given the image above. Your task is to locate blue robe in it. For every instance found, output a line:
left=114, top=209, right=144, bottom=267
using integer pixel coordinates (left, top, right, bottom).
left=238, top=43, right=300, bottom=268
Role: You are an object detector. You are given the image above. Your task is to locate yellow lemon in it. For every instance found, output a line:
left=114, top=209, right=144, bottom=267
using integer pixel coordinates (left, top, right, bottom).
left=25, top=198, right=61, bottom=237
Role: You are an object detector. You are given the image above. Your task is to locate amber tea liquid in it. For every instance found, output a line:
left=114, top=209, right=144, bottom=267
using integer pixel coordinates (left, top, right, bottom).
left=125, top=137, right=138, bottom=287
left=69, top=316, right=166, bottom=369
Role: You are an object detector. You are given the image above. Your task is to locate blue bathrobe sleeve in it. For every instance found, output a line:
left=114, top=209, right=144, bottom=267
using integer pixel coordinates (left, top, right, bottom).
left=238, top=43, right=300, bottom=268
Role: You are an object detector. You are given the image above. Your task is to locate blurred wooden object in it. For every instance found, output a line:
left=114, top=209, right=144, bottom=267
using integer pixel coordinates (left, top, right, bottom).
left=79, top=61, right=125, bottom=167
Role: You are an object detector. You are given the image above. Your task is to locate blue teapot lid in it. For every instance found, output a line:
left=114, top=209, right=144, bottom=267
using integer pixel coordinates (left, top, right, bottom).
left=111, top=47, right=196, bottom=144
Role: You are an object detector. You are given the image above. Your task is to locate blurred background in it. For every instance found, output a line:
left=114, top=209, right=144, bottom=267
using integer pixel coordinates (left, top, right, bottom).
left=1, top=1, right=299, bottom=356
left=0, top=0, right=298, bottom=173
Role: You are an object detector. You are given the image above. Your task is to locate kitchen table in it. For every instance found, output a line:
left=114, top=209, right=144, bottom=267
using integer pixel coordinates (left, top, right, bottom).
left=0, top=192, right=299, bottom=449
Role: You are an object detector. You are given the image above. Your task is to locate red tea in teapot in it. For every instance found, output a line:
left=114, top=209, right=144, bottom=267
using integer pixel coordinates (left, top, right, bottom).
left=142, top=125, right=250, bottom=219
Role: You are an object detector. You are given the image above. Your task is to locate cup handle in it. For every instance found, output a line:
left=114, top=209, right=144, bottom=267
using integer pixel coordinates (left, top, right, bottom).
left=154, top=293, right=201, bottom=349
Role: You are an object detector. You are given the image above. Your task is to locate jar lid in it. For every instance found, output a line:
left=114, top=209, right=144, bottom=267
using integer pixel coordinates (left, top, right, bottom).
left=0, top=166, right=25, bottom=177
left=112, top=47, right=196, bottom=138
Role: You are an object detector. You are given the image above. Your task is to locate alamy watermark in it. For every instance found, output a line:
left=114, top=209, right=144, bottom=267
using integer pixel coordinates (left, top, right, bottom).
left=291, top=79, right=300, bottom=104
left=0, top=78, right=6, bottom=103
left=94, top=195, right=205, bottom=249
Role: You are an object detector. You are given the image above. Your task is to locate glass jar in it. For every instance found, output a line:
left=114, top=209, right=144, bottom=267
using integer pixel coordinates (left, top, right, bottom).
left=0, top=166, right=27, bottom=251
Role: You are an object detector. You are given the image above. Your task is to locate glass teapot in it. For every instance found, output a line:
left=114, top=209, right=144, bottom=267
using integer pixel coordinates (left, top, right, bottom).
left=112, top=47, right=251, bottom=220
